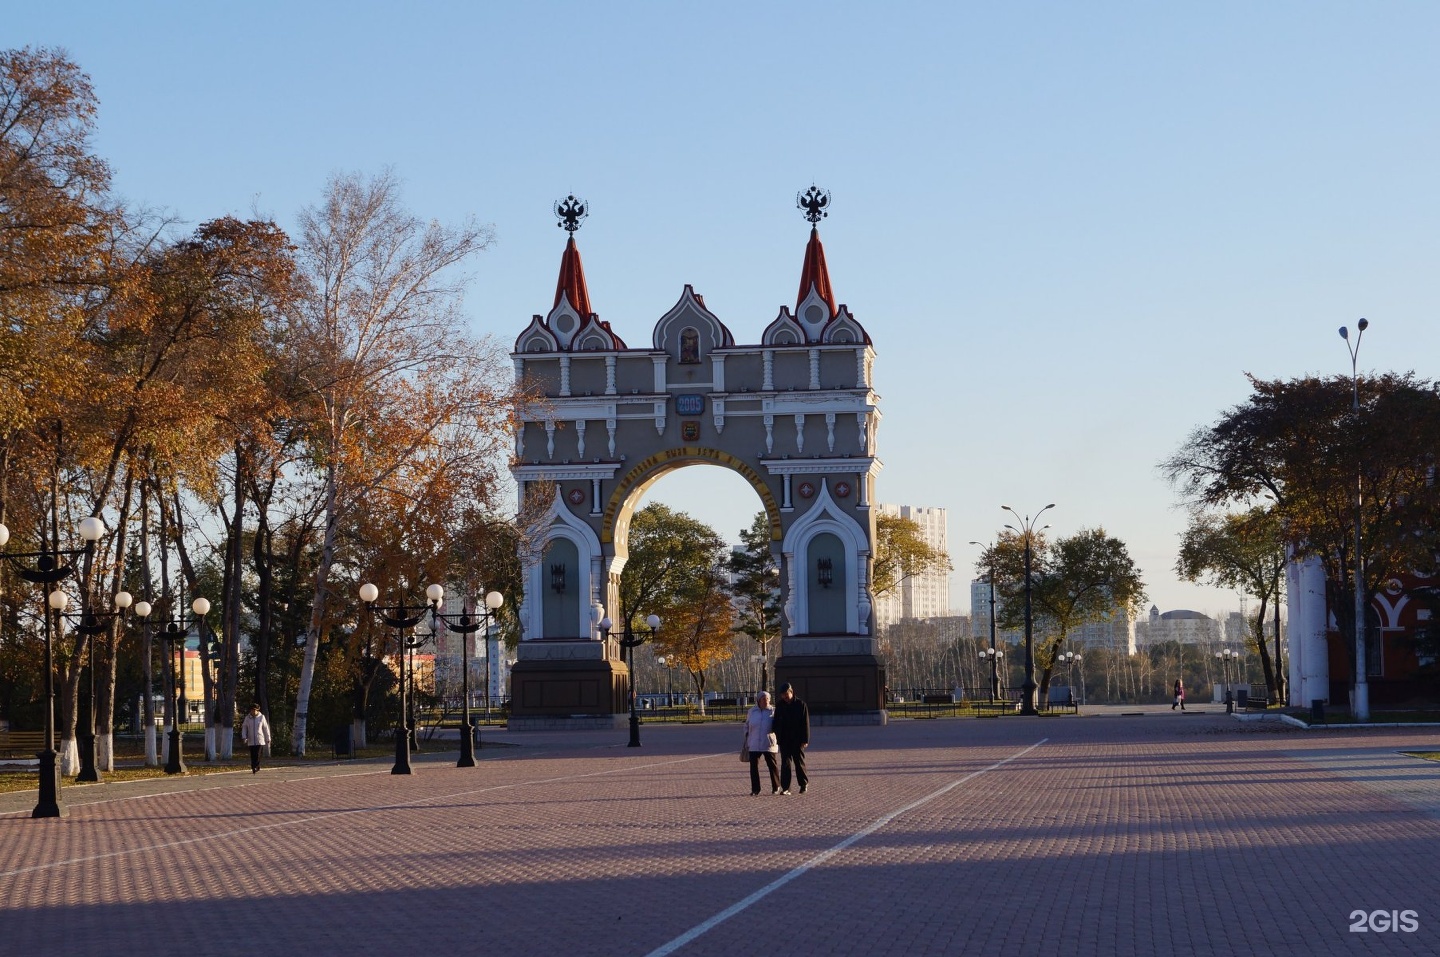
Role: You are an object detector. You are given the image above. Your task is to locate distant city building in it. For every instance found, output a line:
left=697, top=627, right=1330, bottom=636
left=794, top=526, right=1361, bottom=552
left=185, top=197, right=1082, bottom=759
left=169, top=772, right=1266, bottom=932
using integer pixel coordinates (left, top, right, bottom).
left=969, top=578, right=1023, bottom=645
left=1135, top=606, right=1222, bottom=647
left=874, top=504, right=950, bottom=629
left=1072, top=611, right=1137, bottom=655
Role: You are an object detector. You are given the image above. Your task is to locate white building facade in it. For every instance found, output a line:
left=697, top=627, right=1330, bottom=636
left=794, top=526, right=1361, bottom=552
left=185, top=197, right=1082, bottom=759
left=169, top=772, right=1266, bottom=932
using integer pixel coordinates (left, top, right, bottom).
left=874, top=504, right=950, bottom=629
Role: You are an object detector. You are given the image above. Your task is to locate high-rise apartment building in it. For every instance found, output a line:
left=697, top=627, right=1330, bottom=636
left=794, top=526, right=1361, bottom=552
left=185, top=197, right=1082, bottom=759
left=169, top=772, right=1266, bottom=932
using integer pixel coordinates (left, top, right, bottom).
left=874, top=504, right=951, bottom=628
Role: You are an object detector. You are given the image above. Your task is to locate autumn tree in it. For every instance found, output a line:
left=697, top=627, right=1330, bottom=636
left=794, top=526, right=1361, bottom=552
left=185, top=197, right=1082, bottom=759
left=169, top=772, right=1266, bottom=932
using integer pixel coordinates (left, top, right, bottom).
left=982, top=527, right=1146, bottom=701
left=619, top=504, right=735, bottom=708
left=0, top=47, right=119, bottom=513
left=873, top=512, right=951, bottom=599
left=287, top=169, right=504, bottom=755
left=1164, top=373, right=1440, bottom=701
left=1176, top=507, right=1287, bottom=702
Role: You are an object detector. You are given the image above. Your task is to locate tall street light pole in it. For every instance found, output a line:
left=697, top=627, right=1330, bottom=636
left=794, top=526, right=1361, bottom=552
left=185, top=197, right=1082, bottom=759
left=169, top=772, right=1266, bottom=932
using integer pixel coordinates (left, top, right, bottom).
left=1339, top=318, right=1370, bottom=721
left=427, top=584, right=503, bottom=768
left=360, top=583, right=425, bottom=775
left=0, top=516, right=105, bottom=818
left=969, top=541, right=1001, bottom=702
left=1002, top=504, right=1055, bottom=717
left=599, top=613, right=661, bottom=747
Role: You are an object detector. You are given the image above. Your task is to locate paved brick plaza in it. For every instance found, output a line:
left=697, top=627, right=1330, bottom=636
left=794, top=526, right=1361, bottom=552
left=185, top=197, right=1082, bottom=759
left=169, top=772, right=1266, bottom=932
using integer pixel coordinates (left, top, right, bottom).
left=3, top=711, right=1438, bottom=957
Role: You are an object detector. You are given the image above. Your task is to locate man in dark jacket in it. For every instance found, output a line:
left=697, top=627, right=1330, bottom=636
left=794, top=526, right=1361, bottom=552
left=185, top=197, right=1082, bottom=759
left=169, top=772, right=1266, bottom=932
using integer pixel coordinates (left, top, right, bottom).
left=773, top=681, right=810, bottom=794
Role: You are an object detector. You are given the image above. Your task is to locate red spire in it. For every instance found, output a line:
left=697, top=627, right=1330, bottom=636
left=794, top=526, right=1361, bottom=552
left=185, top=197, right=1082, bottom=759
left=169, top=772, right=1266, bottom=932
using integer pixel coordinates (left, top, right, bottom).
left=553, top=235, right=592, bottom=317
left=796, top=226, right=836, bottom=316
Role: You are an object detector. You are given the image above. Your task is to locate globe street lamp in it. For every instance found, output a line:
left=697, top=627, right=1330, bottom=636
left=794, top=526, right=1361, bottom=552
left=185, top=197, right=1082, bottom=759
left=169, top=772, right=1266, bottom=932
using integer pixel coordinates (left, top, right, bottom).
left=0, top=515, right=105, bottom=818
left=360, top=583, right=425, bottom=775
left=426, top=584, right=503, bottom=768
left=599, top=613, right=661, bottom=747
left=66, top=588, right=133, bottom=782
left=1340, top=318, right=1370, bottom=721
left=1056, top=650, right=1082, bottom=705
left=977, top=648, right=1005, bottom=705
left=151, top=596, right=210, bottom=775
left=1002, top=504, right=1055, bottom=716
left=969, top=541, right=1001, bottom=702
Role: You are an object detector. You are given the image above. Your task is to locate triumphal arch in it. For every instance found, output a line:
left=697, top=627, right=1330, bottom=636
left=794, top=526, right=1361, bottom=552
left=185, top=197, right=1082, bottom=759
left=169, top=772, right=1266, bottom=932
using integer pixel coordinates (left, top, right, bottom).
left=507, top=189, right=886, bottom=728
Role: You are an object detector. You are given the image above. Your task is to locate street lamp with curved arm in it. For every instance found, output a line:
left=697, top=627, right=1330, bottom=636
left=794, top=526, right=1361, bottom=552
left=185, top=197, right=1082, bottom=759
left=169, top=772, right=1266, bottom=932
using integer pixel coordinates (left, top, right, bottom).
left=599, top=613, right=662, bottom=747
left=0, top=515, right=105, bottom=818
left=1001, top=504, right=1055, bottom=716
left=969, top=541, right=1001, bottom=702
left=1339, top=317, right=1370, bottom=721
left=426, top=583, right=504, bottom=768
left=65, top=588, right=133, bottom=783
left=360, top=583, right=426, bottom=775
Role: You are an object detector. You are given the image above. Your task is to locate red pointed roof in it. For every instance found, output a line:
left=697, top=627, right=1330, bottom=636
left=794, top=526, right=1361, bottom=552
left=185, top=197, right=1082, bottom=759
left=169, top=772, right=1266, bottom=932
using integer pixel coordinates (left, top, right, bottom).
left=796, top=226, right=837, bottom=316
left=553, top=235, right=592, bottom=317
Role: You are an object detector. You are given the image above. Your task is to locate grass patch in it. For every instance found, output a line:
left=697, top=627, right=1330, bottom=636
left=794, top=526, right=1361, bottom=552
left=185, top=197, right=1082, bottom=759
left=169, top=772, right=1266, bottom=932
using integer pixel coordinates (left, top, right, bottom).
left=0, top=762, right=243, bottom=794
left=1402, top=751, right=1440, bottom=763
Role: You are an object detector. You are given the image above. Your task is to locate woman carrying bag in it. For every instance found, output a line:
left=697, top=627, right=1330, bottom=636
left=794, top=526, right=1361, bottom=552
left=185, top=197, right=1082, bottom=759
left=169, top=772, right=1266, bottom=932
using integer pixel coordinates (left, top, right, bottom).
left=743, top=690, right=780, bottom=795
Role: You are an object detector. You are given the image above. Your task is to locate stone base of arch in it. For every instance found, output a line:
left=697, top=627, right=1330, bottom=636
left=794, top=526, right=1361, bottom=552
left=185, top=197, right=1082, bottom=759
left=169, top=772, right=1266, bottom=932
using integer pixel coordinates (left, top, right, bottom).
left=507, top=653, right=630, bottom=727
left=774, top=648, right=887, bottom=726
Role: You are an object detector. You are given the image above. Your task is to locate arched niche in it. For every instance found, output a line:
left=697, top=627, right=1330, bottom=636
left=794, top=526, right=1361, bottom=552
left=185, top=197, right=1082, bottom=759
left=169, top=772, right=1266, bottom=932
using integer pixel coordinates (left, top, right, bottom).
left=781, top=479, right=873, bottom=636
left=522, top=491, right=604, bottom=641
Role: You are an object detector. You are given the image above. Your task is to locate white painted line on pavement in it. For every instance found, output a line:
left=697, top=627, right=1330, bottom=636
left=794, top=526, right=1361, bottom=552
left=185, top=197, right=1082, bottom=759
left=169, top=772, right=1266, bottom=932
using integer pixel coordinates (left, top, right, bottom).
left=643, top=738, right=1049, bottom=957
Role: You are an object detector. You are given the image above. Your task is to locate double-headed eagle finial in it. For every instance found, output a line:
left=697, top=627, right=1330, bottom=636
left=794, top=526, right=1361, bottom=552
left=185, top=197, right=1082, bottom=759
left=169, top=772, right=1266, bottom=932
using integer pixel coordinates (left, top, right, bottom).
left=554, top=195, right=588, bottom=233
left=797, top=185, right=830, bottom=224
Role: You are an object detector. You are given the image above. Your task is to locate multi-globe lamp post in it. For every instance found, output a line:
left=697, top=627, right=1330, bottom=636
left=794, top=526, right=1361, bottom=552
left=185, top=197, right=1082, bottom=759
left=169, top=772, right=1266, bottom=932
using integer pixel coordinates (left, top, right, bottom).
left=149, top=596, right=211, bottom=775
left=0, top=515, right=106, bottom=818
left=977, top=647, right=1004, bottom=704
left=425, top=584, right=503, bottom=768
left=359, top=583, right=425, bottom=775
left=1216, top=647, right=1239, bottom=712
left=1056, top=650, right=1082, bottom=704
left=1002, top=504, right=1055, bottom=717
left=1339, top=317, right=1370, bottom=721
left=65, top=587, right=134, bottom=783
left=599, top=613, right=661, bottom=747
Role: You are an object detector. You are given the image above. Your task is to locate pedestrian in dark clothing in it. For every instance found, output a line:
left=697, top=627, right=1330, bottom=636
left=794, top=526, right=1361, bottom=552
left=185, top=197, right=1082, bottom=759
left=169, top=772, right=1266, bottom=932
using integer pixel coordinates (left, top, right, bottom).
left=773, top=681, right=810, bottom=795
left=1172, top=679, right=1185, bottom=711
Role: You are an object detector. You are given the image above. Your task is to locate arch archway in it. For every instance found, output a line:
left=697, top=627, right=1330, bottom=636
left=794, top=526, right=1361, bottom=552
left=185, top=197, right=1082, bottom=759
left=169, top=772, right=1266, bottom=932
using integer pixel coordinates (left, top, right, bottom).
left=508, top=203, right=885, bottom=727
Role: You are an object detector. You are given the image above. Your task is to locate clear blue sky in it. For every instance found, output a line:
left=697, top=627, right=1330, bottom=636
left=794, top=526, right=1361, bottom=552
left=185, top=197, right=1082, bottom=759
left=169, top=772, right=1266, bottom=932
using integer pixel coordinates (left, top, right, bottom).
left=16, top=2, right=1440, bottom=618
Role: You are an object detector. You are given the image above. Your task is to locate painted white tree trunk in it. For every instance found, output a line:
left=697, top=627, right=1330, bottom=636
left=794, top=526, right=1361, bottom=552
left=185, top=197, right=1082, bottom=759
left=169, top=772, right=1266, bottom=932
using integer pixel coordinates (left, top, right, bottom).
left=59, top=737, right=77, bottom=775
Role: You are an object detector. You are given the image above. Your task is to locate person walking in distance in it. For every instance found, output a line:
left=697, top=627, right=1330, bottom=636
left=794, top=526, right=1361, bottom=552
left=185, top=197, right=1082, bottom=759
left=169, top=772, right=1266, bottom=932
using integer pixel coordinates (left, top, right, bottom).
left=1172, top=678, right=1185, bottom=711
left=743, top=690, right=780, bottom=795
left=241, top=703, right=272, bottom=773
left=774, top=681, right=810, bottom=795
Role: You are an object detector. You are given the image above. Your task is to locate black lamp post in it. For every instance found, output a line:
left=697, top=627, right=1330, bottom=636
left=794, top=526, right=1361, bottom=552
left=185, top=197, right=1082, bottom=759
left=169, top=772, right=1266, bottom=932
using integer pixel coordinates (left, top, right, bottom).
left=66, top=588, right=134, bottom=783
left=599, top=613, right=661, bottom=747
left=968, top=541, right=1001, bottom=702
left=1339, top=318, right=1371, bottom=721
left=0, top=516, right=105, bottom=818
left=152, top=596, right=210, bottom=775
left=426, top=584, right=504, bottom=768
left=1217, top=647, right=1238, bottom=712
left=977, top=647, right=1004, bottom=704
left=360, top=583, right=424, bottom=775
left=1002, top=504, right=1054, bottom=717
left=1057, top=650, right=1082, bottom=704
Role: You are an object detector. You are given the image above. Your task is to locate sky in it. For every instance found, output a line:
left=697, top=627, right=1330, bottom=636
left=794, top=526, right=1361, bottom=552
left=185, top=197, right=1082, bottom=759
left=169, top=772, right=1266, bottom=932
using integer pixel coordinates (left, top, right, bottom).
left=13, top=2, right=1440, bottom=619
